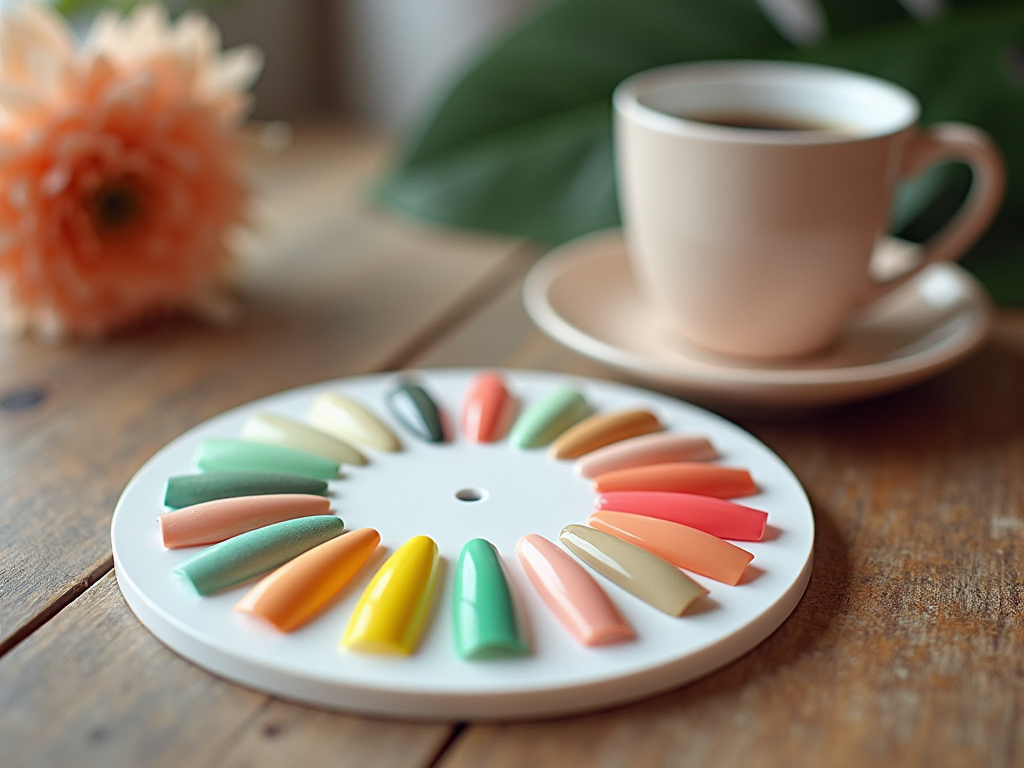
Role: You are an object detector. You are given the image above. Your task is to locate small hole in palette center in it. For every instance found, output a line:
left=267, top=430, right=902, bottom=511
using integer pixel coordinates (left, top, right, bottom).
left=455, top=488, right=487, bottom=502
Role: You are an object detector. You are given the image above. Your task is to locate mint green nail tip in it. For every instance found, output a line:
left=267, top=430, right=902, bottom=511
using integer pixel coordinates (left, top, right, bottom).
left=508, top=387, right=591, bottom=449
left=164, top=471, right=329, bottom=508
left=174, top=515, right=345, bottom=595
left=453, top=538, right=529, bottom=660
left=195, top=438, right=341, bottom=479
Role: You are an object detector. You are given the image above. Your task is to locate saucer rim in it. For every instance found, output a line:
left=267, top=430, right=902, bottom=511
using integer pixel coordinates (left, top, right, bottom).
left=523, top=228, right=993, bottom=393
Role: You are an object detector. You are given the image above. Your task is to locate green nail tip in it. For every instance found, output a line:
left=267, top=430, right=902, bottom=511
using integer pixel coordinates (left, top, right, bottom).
left=453, top=539, right=529, bottom=660
left=174, top=515, right=345, bottom=595
left=387, top=380, right=446, bottom=443
left=508, top=387, right=591, bottom=449
left=195, top=438, right=341, bottom=479
left=164, top=472, right=329, bottom=508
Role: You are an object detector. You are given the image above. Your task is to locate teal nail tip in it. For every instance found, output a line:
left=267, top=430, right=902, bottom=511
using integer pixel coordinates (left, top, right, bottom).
left=194, top=438, right=341, bottom=479
left=174, top=515, right=345, bottom=595
left=386, top=379, right=446, bottom=443
left=453, top=538, right=529, bottom=660
left=508, top=387, right=591, bottom=449
left=164, top=472, right=330, bottom=508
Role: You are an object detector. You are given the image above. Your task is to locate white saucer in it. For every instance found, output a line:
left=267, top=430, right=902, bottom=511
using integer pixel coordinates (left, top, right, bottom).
left=523, top=230, right=993, bottom=413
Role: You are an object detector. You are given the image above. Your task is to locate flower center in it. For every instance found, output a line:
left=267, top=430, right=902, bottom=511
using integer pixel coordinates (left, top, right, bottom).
left=89, top=178, right=144, bottom=232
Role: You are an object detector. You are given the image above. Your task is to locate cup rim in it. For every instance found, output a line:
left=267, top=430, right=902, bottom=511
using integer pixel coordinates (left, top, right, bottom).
left=613, top=60, right=921, bottom=145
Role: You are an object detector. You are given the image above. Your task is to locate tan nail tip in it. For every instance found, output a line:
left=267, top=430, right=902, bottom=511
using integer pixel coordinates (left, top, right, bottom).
left=548, top=409, right=662, bottom=460
left=560, top=524, right=706, bottom=616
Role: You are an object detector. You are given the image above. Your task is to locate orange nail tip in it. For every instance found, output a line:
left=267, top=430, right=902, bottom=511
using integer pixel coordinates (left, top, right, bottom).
left=235, top=528, right=381, bottom=632
left=574, top=433, right=718, bottom=478
left=588, top=510, right=754, bottom=585
left=516, top=533, right=634, bottom=646
left=159, top=494, right=332, bottom=548
left=548, top=408, right=662, bottom=460
left=462, top=371, right=515, bottom=443
left=592, top=462, right=758, bottom=498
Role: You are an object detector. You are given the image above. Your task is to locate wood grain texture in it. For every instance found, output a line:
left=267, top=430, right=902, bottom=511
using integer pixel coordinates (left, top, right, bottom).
left=415, top=274, right=1024, bottom=767
left=0, top=125, right=525, bottom=650
left=0, top=574, right=453, bottom=768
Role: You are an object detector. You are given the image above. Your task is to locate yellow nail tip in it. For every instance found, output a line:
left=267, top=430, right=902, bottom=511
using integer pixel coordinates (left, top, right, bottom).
left=341, top=535, right=439, bottom=655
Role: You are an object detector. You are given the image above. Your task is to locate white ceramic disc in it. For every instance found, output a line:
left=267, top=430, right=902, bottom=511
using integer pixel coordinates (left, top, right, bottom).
left=112, top=369, right=814, bottom=720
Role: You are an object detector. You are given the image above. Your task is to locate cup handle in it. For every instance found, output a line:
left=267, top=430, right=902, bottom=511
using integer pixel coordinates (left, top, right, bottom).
left=860, top=122, right=1005, bottom=305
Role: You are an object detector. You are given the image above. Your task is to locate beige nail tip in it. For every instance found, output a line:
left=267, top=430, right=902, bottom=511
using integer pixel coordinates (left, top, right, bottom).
left=548, top=408, right=663, bottom=460
left=308, top=393, right=402, bottom=452
left=560, top=524, right=706, bottom=616
left=242, top=412, right=367, bottom=466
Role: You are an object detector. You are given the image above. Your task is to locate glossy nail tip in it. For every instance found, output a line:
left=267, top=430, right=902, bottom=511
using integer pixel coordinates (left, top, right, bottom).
left=559, top=524, right=706, bottom=616
left=548, top=408, right=662, bottom=460
left=241, top=412, right=367, bottom=465
left=387, top=380, right=446, bottom=443
left=592, top=462, right=758, bottom=498
left=575, top=433, right=718, bottom=478
left=453, top=538, right=529, bottom=659
left=462, top=372, right=515, bottom=444
left=174, top=515, right=345, bottom=596
left=159, top=493, right=332, bottom=548
left=195, top=438, right=341, bottom=479
left=164, top=472, right=329, bottom=509
left=516, top=534, right=634, bottom=647
left=235, top=528, right=380, bottom=632
left=508, top=387, right=591, bottom=449
left=588, top=510, right=753, bottom=586
left=596, top=491, right=768, bottom=541
left=308, top=393, right=401, bottom=452
left=342, top=535, right=440, bottom=655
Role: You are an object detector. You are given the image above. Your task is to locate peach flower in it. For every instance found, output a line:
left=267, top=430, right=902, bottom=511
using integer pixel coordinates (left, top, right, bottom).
left=0, top=2, right=262, bottom=340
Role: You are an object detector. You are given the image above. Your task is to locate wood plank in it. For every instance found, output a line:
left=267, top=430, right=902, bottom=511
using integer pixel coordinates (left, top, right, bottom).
left=0, top=125, right=525, bottom=650
left=412, top=273, right=1024, bottom=767
left=0, top=573, right=453, bottom=768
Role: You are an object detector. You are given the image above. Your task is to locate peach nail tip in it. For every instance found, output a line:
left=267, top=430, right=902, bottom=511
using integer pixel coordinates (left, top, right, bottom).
left=559, top=524, right=706, bottom=617
left=548, top=408, right=663, bottom=460
left=235, top=527, right=381, bottom=632
left=341, top=535, right=440, bottom=655
left=462, top=371, right=515, bottom=443
left=592, top=462, right=758, bottom=498
left=515, top=533, right=634, bottom=647
left=588, top=510, right=753, bottom=586
left=159, top=493, right=333, bottom=549
left=574, top=433, right=718, bottom=478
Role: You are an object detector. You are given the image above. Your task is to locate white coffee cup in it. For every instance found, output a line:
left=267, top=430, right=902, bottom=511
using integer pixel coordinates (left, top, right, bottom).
left=614, top=60, right=1005, bottom=359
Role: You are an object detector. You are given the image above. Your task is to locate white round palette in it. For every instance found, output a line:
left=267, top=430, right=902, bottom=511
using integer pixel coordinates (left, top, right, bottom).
left=112, top=369, right=814, bottom=720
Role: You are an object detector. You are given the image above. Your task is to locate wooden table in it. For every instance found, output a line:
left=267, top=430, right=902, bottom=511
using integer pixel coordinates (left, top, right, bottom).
left=2, top=125, right=1022, bottom=768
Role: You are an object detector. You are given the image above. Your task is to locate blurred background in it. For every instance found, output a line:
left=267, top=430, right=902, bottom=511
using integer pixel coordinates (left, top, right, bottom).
left=210, top=0, right=545, bottom=131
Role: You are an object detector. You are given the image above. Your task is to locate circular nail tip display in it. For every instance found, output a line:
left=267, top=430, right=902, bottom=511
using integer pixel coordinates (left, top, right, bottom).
left=112, top=368, right=814, bottom=720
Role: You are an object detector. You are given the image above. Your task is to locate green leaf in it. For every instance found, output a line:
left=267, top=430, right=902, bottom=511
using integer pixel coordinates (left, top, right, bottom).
left=382, top=0, right=1024, bottom=303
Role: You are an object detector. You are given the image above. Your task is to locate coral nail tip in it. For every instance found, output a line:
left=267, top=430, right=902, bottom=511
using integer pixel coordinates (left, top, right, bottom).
left=159, top=493, right=332, bottom=548
left=461, top=372, right=512, bottom=444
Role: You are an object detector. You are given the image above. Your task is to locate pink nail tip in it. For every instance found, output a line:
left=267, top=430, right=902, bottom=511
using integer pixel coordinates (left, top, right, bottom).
left=158, top=494, right=332, bottom=548
left=595, top=491, right=768, bottom=541
left=574, top=433, right=718, bottom=478
left=516, top=533, right=635, bottom=647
